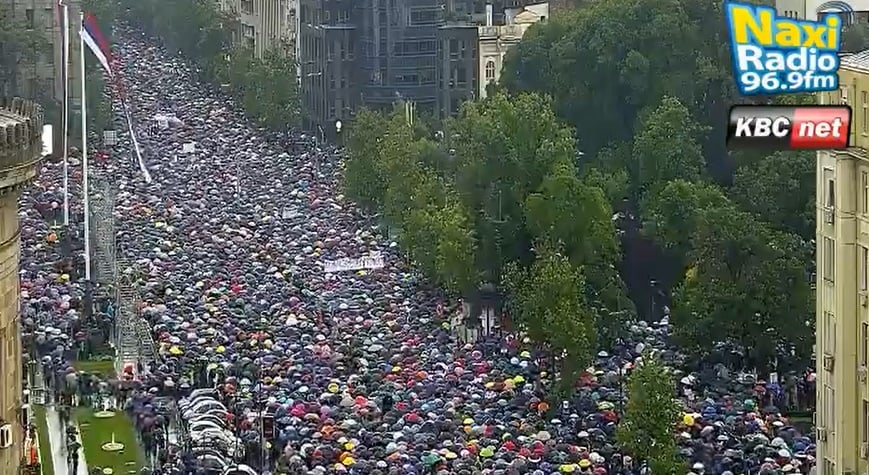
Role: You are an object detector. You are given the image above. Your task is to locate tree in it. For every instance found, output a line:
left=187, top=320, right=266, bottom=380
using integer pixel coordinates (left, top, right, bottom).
left=501, top=0, right=737, bottom=177
left=401, top=199, right=478, bottom=295
left=503, top=247, right=596, bottom=393
left=617, top=354, right=682, bottom=475
left=447, top=92, right=577, bottom=281
left=344, top=109, right=389, bottom=212
left=672, top=206, right=814, bottom=368
left=731, top=151, right=815, bottom=239
left=633, top=96, right=706, bottom=198
left=524, top=163, right=634, bottom=340
left=642, top=179, right=732, bottom=257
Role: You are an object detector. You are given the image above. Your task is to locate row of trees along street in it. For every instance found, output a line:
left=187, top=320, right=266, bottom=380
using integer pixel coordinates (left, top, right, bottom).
left=343, top=0, right=820, bottom=469
left=118, top=0, right=301, bottom=130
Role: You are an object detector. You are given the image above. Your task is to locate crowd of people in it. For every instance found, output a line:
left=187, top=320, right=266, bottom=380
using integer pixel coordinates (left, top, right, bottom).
left=18, top=27, right=819, bottom=475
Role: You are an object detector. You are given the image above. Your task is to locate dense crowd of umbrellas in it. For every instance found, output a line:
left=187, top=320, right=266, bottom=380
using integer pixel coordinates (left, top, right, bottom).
left=17, top=28, right=820, bottom=475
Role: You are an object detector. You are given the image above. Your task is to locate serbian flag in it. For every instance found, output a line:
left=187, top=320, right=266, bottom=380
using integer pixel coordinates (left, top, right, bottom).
left=80, top=12, right=113, bottom=76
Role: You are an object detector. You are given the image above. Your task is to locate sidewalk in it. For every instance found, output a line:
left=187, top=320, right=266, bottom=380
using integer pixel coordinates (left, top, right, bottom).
left=45, top=405, right=89, bottom=475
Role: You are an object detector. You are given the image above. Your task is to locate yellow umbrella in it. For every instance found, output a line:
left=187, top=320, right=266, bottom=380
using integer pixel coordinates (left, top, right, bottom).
left=169, top=346, right=183, bottom=355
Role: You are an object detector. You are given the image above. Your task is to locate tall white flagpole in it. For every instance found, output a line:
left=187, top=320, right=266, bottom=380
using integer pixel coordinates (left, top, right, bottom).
left=80, top=11, right=91, bottom=282
left=61, top=0, right=70, bottom=225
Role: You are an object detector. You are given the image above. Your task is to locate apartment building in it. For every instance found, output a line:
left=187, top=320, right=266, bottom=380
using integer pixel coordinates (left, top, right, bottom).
left=776, top=0, right=869, bottom=24
left=816, top=50, right=869, bottom=475
left=298, top=0, right=355, bottom=133
left=220, top=0, right=287, bottom=57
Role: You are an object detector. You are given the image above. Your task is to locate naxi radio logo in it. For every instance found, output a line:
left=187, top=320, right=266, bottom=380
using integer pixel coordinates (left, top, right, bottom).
left=725, top=2, right=841, bottom=96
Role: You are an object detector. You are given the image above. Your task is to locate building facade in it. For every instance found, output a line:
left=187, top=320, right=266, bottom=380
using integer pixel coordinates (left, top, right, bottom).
left=298, top=0, right=547, bottom=129
left=4, top=0, right=81, bottom=125
left=0, top=97, right=44, bottom=475
left=776, top=0, right=869, bottom=23
left=816, top=51, right=869, bottom=475
left=220, top=0, right=288, bottom=57
left=477, top=2, right=548, bottom=100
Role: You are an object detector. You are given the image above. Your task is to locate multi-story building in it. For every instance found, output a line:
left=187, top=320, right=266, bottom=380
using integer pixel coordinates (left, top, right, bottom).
left=477, top=2, right=547, bottom=99
left=816, top=50, right=869, bottom=475
left=298, top=0, right=547, bottom=129
left=776, top=0, right=869, bottom=24
left=0, top=97, right=45, bottom=475
left=220, top=0, right=287, bottom=57
left=298, top=0, right=355, bottom=133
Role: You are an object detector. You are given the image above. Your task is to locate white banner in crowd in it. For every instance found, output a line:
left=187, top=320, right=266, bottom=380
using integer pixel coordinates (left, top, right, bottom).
left=323, top=252, right=385, bottom=273
left=182, top=142, right=196, bottom=153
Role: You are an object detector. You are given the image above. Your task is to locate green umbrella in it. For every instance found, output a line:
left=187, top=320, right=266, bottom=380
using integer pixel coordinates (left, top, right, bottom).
left=422, top=452, right=441, bottom=466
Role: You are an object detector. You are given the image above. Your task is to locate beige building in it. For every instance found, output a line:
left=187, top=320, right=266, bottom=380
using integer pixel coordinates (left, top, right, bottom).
left=477, top=2, right=548, bottom=100
left=220, top=0, right=288, bottom=58
left=816, top=50, right=869, bottom=475
left=0, top=97, right=44, bottom=475
left=5, top=0, right=81, bottom=104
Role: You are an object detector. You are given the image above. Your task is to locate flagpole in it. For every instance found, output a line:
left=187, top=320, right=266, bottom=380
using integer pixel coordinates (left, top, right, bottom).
left=61, top=0, right=70, bottom=226
left=80, top=11, right=91, bottom=282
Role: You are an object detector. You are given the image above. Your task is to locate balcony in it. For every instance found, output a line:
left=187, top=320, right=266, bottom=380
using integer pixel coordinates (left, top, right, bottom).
left=478, top=24, right=525, bottom=41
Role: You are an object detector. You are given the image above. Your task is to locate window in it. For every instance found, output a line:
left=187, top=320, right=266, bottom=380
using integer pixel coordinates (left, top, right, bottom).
left=485, top=60, right=496, bottom=80
left=825, top=385, right=835, bottom=426
left=863, top=171, right=869, bottom=214
left=456, top=66, right=467, bottom=85
left=241, top=0, right=253, bottom=14
left=410, top=8, right=439, bottom=25
left=823, top=237, right=835, bottom=282
left=862, top=323, right=869, bottom=366
left=860, top=91, right=869, bottom=134
left=824, top=311, right=837, bottom=353
left=863, top=400, right=869, bottom=443
left=826, top=178, right=836, bottom=208
left=25, top=9, right=34, bottom=29
left=863, top=246, right=869, bottom=291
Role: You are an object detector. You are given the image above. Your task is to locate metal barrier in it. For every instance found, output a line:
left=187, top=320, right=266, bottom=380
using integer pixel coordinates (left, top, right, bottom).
left=90, top=174, right=117, bottom=286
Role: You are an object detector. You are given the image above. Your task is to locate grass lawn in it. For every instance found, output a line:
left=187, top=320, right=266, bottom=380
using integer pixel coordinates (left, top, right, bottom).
left=75, top=406, right=144, bottom=475
left=32, top=405, right=55, bottom=475
left=72, top=359, right=116, bottom=378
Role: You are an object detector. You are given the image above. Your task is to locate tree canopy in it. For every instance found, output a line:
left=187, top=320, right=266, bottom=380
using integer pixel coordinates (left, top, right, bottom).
left=498, top=0, right=816, bottom=370
left=617, top=355, right=683, bottom=475
left=345, top=93, right=632, bottom=379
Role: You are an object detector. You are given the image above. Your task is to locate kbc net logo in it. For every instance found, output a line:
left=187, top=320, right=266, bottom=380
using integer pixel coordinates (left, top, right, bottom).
left=725, top=2, right=841, bottom=96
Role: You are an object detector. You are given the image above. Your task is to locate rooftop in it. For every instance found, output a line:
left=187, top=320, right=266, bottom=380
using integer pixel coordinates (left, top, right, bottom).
left=840, top=49, right=869, bottom=72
